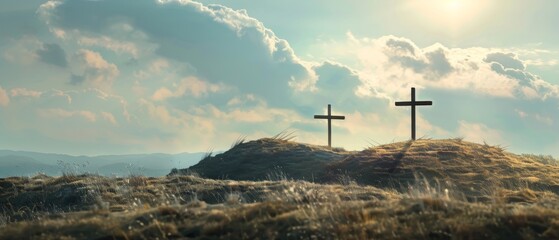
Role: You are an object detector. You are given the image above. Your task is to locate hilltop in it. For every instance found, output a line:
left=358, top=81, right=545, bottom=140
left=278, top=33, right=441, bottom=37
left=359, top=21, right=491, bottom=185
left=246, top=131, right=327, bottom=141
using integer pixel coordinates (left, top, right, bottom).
left=177, top=138, right=353, bottom=181
left=181, top=138, right=559, bottom=200
left=326, top=139, right=559, bottom=200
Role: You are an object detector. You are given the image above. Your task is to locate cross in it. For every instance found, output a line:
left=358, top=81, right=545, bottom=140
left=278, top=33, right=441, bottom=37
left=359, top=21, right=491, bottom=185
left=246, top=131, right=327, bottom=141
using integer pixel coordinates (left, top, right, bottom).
left=395, top=87, right=433, bottom=140
left=314, top=104, right=345, bottom=148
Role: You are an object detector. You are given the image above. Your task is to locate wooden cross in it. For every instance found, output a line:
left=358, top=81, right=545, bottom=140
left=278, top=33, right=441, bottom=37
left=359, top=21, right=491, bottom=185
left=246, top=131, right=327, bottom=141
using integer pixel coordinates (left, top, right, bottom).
left=395, top=87, right=433, bottom=140
left=314, top=104, right=345, bottom=148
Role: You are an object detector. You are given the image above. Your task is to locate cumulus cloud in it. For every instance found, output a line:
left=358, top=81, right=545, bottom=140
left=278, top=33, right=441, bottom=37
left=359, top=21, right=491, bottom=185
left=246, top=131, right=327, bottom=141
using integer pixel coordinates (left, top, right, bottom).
left=484, top=52, right=525, bottom=70
left=40, top=0, right=317, bottom=108
left=484, top=52, right=537, bottom=84
left=0, top=0, right=553, bottom=155
left=293, top=61, right=386, bottom=113
left=71, top=49, right=119, bottom=89
left=36, top=43, right=67, bottom=67
left=383, top=37, right=453, bottom=80
left=318, top=33, right=559, bottom=100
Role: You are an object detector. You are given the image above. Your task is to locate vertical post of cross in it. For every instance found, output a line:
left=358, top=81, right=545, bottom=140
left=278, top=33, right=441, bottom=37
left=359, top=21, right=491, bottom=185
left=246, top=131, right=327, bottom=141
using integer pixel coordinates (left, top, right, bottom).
left=395, top=87, right=433, bottom=140
left=314, top=104, right=345, bottom=148
left=411, top=88, right=416, bottom=141
left=327, top=104, right=332, bottom=148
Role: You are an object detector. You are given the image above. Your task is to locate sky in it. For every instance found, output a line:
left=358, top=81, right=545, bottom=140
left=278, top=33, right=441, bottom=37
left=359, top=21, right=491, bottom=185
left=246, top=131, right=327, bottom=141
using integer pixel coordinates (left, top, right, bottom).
left=0, top=0, right=558, bottom=156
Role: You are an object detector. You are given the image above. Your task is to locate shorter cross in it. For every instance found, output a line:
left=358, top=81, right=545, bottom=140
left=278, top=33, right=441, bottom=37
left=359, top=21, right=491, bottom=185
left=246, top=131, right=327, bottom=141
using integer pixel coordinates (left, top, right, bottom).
left=395, top=87, right=433, bottom=140
left=314, top=104, right=345, bottom=148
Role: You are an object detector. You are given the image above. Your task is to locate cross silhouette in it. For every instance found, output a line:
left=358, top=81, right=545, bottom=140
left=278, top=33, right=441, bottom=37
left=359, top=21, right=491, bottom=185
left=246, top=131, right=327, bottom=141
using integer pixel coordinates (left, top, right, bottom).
left=395, top=87, right=433, bottom=140
left=314, top=104, right=345, bottom=148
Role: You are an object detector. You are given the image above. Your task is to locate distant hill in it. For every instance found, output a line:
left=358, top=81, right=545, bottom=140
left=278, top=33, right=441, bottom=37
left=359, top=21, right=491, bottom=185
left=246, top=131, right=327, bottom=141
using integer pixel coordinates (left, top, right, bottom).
left=179, top=138, right=559, bottom=199
left=0, top=150, right=206, bottom=177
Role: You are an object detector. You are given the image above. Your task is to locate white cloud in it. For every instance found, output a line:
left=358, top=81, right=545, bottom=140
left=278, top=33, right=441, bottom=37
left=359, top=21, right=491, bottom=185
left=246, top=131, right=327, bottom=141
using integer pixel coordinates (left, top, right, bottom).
left=312, top=33, right=559, bottom=101
left=38, top=108, right=97, bottom=122
left=10, top=88, right=42, bottom=98
left=3, top=36, right=41, bottom=64
left=101, top=111, right=118, bottom=125
left=149, top=59, right=170, bottom=73
left=515, top=109, right=553, bottom=126
left=226, top=94, right=260, bottom=106
left=0, top=86, right=9, bottom=107
left=457, top=121, right=503, bottom=145
left=40, top=0, right=318, bottom=107
left=78, top=36, right=139, bottom=57
left=152, top=77, right=224, bottom=101
left=71, top=49, right=119, bottom=90
left=0, top=0, right=553, bottom=156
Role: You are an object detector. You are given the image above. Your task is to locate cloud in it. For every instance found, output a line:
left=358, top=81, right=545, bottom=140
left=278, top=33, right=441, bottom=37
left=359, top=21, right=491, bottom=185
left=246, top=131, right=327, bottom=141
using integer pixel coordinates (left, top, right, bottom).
left=0, top=86, right=9, bottom=107
left=78, top=36, right=139, bottom=57
left=36, top=43, right=67, bottom=67
left=3, top=36, right=40, bottom=64
left=40, top=0, right=317, bottom=108
left=152, top=77, right=224, bottom=101
left=291, top=61, right=371, bottom=112
left=10, top=88, right=42, bottom=98
left=515, top=109, right=553, bottom=126
left=383, top=37, right=453, bottom=80
left=457, top=120, right=503, bottom=145
left=71, top=49, right=119, bottom=89
left=0, top=0, right=552, bottom=156
left=101, top=111, right=117, bottom=125
left=38, top=108, right=97, bottom=122
left=316, top=33, right=559, bottom=100
left=484, top=52, right=525, bottom=70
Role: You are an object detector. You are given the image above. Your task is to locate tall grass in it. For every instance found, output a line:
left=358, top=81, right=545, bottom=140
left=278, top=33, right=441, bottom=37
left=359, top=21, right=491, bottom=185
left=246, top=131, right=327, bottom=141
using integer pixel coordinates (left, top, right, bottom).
left=271, top=129, right=296, bottom=141
left=230, top=136, right=246, bottom=149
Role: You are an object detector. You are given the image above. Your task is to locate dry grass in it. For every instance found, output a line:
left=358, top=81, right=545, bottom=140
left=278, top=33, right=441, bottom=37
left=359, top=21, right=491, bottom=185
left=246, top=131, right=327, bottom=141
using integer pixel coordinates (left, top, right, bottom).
left=325, top=139, right=559, bottom=200
left=2, top=139, right=559, bottom=239
left=1, top=174, right=559, bottom=239
left=186, top=138, right=353, bottom=181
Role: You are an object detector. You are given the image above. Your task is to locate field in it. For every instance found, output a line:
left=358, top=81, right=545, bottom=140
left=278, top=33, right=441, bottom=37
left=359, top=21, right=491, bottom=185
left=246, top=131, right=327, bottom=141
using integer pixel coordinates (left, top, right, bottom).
left=1, top=139, right=559, bottom=239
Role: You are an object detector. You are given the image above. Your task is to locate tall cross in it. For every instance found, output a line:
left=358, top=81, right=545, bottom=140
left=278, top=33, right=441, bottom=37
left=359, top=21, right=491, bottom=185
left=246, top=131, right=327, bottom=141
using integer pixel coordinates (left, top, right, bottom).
left=395, top=87, right=433, bottom=140
left=314, top=104, right=345, bottom=148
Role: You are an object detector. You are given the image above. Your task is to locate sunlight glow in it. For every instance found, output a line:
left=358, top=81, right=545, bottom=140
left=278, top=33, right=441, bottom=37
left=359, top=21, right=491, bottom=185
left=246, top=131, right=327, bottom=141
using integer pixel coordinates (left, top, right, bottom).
left=406, top=0, right=492, bottom=33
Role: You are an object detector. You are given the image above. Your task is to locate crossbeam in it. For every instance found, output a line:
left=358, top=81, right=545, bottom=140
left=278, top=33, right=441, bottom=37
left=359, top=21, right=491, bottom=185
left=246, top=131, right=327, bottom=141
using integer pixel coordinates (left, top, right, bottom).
left=314, top=104, right=345, bottom=148
left=395, top=87, right=433, bottom=140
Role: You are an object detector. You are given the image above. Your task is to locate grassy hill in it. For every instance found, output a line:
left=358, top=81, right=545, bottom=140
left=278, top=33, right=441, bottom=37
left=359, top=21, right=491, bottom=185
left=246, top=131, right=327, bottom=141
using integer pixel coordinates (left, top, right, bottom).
left=1, top=138, right=559, bottom=239
left=183, top=138, right=559, bottom=200
left=181, top=138, right=352, bottom=181
left=325, top=139, right=559, bottom=201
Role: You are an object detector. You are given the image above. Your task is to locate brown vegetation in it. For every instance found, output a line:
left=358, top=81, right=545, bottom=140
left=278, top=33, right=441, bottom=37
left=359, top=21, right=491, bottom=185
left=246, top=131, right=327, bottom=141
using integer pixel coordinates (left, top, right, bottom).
left=1, top=139, right=559, bottom=239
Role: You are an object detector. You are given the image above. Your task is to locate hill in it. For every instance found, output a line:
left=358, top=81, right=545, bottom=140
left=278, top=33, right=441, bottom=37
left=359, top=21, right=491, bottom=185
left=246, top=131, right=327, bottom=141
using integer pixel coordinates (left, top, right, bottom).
left=2, top=138, right=559, bottom=239
left=181, top=138, right=559, bottom=200
left=181, top=138, right=352, bottom=181
left=0, top=150, right=206, bottom=177
left=325, top=139, right=559, bottom=200
left=1, top=174, right=559, bottom=239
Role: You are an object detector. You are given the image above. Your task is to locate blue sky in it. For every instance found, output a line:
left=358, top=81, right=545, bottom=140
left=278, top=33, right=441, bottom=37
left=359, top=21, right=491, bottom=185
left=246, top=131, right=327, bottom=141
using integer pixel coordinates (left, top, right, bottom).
left=0, top=0, right=558, bottom=156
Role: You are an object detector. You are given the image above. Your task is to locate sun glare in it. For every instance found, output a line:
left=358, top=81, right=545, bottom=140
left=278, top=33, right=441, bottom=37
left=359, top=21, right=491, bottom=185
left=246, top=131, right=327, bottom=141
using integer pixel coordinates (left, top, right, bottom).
left=406, top=0, right=491, bottom=33
left=445, top=0, right=463, bottom=12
